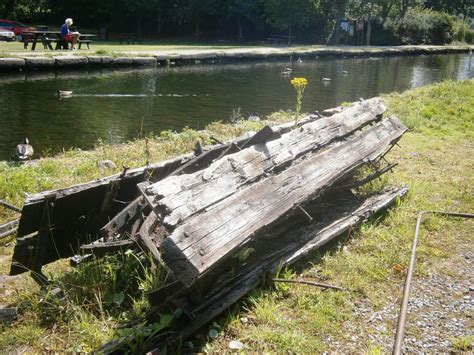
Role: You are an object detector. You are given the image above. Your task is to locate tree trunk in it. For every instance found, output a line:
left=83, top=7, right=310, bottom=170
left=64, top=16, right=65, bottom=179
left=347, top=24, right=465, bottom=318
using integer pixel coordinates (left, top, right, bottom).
left=366, top=3, right=373, bottom=45
left=195, top=21, right=200, bottom=39
left=329, top=0, right=347, bottom=45
left=157, top=13, right=163, bottom=34
left=381, top=2, right=394, bottom=26
left=237, top=15, right=242, bottom=41
left=401, top=0, right=409, bottom=18
left=137, top=14, right=142, bottom=39
left=288, top=24, right=292, bottom=46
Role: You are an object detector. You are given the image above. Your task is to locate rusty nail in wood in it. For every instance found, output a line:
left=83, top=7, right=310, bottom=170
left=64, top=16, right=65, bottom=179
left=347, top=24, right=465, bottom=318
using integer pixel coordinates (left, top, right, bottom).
left=297, top=205, right=313, bottom=222
left=120, top=166, right=130, bottom=177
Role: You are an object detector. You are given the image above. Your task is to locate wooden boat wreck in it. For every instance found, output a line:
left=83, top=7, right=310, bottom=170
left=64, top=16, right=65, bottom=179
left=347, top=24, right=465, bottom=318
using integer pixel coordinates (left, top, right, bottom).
left=9, top=97, right=409, bottom=351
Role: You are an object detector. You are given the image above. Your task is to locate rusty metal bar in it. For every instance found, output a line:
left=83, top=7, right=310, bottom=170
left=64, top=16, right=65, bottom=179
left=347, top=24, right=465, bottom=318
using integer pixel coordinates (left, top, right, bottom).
left=393, top=210, right=474, bottom=355
left=0, top=200, right=22, bottom=213
left=0, top=219, right=20, bottom=239
left=272, top=278, right=344, bottom=291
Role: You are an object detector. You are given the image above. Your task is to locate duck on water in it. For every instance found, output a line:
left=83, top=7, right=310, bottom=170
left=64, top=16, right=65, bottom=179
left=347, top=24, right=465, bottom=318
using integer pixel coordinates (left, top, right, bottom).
left=58, top=90, right=73, bottom=98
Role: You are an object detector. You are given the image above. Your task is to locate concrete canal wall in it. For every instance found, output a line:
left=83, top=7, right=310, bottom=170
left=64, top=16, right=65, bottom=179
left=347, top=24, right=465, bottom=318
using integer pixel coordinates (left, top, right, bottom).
left=0, top=45, right=472, bottom=72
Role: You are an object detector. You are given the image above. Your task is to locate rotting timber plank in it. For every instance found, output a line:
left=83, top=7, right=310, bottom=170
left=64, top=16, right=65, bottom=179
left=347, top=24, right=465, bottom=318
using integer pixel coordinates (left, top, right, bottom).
left=141, top=186, right=408, bottom=352
left=159, top=116, right=407, bottom=286
left=146, top=97, right=386, bottom=227
left=0, top=219, right=19, bottom=239
left=16, top=155, right=189, bottom=237
left=16, top=114, right=320, bottom=239
left=100, top=196, right=147, bottom=241
left=11, top=118, right=320, bottom=276
left=80, top=239, right=138, bottom=257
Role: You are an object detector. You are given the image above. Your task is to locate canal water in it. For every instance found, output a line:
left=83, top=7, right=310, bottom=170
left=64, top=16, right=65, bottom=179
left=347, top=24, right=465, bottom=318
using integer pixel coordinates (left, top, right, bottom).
left=0, top=53, right=472, bottom=160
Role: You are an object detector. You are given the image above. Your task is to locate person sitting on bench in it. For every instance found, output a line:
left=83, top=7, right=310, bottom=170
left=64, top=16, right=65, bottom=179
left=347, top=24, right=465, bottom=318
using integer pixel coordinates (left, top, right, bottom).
left=60, top=18, right=80, bottom=50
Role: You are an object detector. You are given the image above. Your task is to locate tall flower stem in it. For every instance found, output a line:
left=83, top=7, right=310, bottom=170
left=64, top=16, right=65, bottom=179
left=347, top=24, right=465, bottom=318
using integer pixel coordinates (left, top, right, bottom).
left=290, top=77, right=308, bottom=127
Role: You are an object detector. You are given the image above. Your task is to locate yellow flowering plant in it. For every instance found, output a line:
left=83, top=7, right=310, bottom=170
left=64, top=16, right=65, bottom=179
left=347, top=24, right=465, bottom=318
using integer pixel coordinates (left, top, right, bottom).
left=290, top=77, right=308, bottom=126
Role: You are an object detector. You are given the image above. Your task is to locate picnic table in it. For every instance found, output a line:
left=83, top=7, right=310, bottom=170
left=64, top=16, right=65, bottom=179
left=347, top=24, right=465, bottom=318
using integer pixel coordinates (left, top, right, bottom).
left=78, top=34, right=96, bottom=49
left=22, top=30, right=96, bottom=51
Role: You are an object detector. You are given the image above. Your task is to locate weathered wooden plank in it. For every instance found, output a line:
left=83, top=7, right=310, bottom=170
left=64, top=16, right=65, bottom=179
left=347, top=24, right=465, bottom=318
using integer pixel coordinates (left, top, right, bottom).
left=0, top=219, right=19, bottom=239
left=160, top=116, right=406, bottom=286
left=283, top=185, right=409, bottom=265
left=16, top=113, right=320, bottom=238
left=80, top=239, right=138, bottom=257
left=146, top=97, right=386, bottom=227
left=17, top=156, right=188, bottom=237
left=147, top=280, right=183, bottom=306
left=100, top=196, right=146, bottom=241
left=12, top=118, right=324, bottom=276
left=238, top=125, right=282, bottom=150
left=142, top=186, right=408, bottom=352
left=138, top=212, right=166, bottom=264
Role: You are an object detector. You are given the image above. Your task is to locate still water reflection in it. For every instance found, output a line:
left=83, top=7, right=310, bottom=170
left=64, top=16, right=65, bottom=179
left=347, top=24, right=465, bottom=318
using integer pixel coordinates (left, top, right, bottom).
left=0, top=53, right=471, bottom=160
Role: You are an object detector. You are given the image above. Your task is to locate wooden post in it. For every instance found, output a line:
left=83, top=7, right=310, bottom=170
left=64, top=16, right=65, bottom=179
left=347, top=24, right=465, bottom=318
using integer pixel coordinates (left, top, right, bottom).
left=30, top=194, right=56, bottom=286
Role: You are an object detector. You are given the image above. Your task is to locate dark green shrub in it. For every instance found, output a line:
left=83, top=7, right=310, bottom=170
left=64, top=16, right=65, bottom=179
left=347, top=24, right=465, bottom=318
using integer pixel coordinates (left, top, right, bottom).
left=454, top=21, right=474, bottom=43
left=387, top=8, right=455, bottom=44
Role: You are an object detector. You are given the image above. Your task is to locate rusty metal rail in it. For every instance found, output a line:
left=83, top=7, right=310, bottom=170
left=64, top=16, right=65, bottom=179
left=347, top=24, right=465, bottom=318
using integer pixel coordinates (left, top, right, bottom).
left=0, top=200, right=22, bottom=213
left=393, top=210, right=474, bottom=355
left=0, top=200, right=22, bottom=239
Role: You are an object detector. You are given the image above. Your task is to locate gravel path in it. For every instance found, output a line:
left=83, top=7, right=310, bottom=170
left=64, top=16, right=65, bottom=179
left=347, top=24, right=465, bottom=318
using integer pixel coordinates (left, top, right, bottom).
left=334, top=229, right=473, bottom=352
left=402, top=246, right=473, bottom=352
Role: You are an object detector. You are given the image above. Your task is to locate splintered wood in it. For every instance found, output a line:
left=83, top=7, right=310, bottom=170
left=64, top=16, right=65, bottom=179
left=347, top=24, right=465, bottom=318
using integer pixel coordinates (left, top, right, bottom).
left=9, top=113, right=319, bottom=276
left=143, top=98, right=407, bottom=286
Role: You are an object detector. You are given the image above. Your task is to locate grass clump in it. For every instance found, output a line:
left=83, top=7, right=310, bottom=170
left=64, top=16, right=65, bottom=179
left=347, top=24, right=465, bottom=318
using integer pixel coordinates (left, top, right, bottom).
left=450, top=335, right=473, bottom=351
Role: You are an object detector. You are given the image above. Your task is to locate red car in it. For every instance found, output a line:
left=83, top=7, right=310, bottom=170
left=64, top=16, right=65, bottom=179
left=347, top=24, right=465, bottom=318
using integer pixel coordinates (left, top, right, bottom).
left=0, top=19, right=35, bottom=40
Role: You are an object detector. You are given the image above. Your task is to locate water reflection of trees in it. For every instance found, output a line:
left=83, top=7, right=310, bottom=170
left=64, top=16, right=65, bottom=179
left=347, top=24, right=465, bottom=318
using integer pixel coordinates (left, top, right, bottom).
left=0, top=54, right=470, bottom=160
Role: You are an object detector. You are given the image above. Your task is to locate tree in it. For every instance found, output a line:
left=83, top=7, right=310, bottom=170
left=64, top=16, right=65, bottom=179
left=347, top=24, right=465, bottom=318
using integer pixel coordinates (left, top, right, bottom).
left=2, top=0, right=16, bottom=18
left=223, top=0, right=264, bottom=41
left=173, top=0, right=220, bottom=39
left=2, top=0, right=51, bottom=21
left=264, top=0, right=314, bottom=45
left=424, top=0, right=474, bottom=20
left=328, top=0, right=348, bottom=45
left=120, top=0, right=160, bottom=37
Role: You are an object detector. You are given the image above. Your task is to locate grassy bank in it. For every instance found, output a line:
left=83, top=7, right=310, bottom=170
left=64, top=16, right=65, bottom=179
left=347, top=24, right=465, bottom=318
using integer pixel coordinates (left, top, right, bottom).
left=0, top=41, right=471, bottom=58
left=0, top=79, right=473, bottom=352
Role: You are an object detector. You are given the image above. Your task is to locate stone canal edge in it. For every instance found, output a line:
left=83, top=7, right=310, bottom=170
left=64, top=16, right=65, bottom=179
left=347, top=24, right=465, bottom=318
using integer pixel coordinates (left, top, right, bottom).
left=0, top=45, right=472, bottom=72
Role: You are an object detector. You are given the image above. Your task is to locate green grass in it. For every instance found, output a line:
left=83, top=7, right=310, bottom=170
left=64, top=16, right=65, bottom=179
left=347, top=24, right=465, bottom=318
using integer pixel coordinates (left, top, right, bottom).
left=0, top=80, right=473, bottom=352
left=203, top=79, right=474, bottom=352
left=0, top=40, right=317, bottom=55
left=1, top=41, right=470, bottom=57
left=450, top=335, right=474, bottom=351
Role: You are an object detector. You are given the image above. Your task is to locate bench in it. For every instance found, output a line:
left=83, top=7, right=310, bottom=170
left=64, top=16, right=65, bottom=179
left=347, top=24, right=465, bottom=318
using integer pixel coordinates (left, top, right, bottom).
left=54, top=38, right=69, bottom=50
left=266, top=35, right=289, bottom=45
left=78, top=39, right=92, bottom=49
left=22, top=35, right=34, bottom=49
left=39, top=34, right=68, bottom=50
